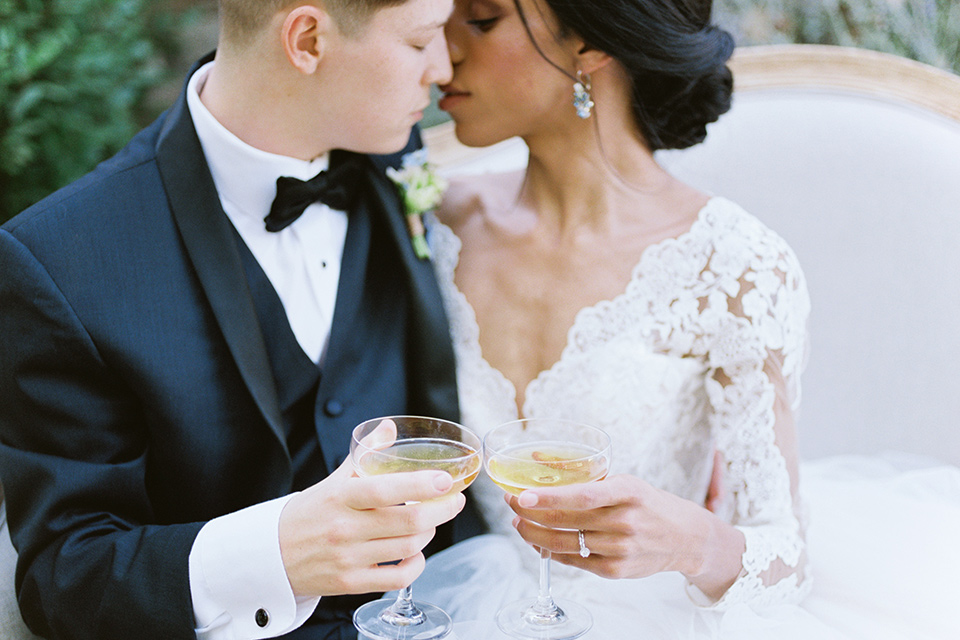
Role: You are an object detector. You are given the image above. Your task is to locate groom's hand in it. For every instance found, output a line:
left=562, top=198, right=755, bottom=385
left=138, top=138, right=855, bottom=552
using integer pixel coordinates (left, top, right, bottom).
left=277, top=455, right=466, bottom=598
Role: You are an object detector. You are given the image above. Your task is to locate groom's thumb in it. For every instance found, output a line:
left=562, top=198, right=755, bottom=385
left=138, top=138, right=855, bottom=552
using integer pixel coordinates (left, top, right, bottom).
left=329, top=418, right=399, bottom=480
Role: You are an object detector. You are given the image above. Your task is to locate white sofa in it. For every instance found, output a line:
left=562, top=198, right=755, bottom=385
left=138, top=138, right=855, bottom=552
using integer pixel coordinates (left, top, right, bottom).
left=1, top=502, right=40, bottom=639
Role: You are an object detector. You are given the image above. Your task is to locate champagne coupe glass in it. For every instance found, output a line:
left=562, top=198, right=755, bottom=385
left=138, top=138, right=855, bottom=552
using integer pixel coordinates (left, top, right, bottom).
left=483, top=418, right=611, bottom=640
left=351, top=415, right=482, bottom=640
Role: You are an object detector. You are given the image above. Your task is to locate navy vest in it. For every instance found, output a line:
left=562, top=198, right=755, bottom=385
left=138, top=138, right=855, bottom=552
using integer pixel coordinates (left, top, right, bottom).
left=233, top=199, right=407, bottom=638
left=230, top=182, right=483, bottom=639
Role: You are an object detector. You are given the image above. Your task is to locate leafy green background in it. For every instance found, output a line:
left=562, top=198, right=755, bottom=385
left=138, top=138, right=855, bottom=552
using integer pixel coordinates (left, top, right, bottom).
left=1, top=0, right=957, bottom=223
left=715, top=0, right=960, bottom=72
left=0, top=0, right=198, bottom=222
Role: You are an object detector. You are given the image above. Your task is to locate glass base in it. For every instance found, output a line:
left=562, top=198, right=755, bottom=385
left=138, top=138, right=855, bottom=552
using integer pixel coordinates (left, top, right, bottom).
left=353, top=597, right=452, bottom=640
left=496, top=597, right=592, bottom=640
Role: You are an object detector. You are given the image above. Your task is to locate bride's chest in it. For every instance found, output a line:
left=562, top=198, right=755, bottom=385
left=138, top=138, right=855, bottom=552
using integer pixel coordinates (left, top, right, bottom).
left=463, top=336, right=715, bottom=496
left=456, top=249, right=656, bottom=400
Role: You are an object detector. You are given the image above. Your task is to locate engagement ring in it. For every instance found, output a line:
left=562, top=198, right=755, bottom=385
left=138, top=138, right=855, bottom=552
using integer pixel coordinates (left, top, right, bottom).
left=578, top=529, right=590, bottom=558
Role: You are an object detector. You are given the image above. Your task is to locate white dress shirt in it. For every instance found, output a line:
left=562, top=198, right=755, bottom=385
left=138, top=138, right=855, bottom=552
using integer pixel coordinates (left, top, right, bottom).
left=186, top=61, right=348, bottom=639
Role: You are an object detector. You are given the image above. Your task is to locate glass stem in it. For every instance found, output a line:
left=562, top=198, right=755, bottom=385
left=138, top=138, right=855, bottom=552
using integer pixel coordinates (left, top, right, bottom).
left=386, top=585, right=423, bottom=621
left=533, top=547, right=561, bottom=616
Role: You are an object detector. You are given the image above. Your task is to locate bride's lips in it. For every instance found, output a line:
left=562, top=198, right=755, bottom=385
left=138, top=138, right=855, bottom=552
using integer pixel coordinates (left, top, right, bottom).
left=437, top=86, right=470, bottom=112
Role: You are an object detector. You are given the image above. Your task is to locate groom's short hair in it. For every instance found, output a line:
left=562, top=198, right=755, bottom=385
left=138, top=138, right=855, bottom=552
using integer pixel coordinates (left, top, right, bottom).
left=219, top=0, right=407, bottom=42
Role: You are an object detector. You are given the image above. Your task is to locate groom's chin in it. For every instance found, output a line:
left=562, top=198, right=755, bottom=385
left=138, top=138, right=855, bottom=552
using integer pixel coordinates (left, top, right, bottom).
left=348, top=126, right=419, bottom=157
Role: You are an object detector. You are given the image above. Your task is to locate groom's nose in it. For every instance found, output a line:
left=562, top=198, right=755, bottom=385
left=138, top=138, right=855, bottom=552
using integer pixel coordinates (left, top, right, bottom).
left=425, top=29, right=454, bottom=86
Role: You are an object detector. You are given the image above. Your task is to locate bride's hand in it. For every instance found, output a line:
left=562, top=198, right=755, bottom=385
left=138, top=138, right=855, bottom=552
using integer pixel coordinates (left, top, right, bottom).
left=504, top=474, right=744, bottom=598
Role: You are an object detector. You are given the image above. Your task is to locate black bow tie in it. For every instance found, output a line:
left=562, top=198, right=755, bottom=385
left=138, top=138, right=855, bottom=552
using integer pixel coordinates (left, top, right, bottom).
left=264, top=155, right=364, bottom=232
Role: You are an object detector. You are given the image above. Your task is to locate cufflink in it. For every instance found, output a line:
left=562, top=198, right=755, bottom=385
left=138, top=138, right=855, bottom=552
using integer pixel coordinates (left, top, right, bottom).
left=255, top=608, right=269, bottom=628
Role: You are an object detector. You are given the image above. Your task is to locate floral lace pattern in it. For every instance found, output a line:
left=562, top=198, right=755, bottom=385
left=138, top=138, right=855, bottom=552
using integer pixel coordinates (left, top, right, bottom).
left=427, top=197, right=812, bottom=608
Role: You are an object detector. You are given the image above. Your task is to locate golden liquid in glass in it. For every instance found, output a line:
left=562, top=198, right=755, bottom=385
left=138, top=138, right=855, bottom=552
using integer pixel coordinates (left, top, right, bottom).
left=486, top=443, right=609, bottom=496
left=357, top=438, right=481, bottom=493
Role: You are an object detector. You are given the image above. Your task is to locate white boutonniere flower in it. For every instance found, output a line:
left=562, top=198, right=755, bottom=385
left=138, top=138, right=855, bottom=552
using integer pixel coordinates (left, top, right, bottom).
left=386, top=148, right=447, bottom=260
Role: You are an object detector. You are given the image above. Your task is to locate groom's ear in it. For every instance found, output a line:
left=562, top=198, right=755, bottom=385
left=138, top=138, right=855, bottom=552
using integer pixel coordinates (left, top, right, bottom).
left=282, top=4, right=333, bottom=74
left=575, top=43, right=613, bottom=76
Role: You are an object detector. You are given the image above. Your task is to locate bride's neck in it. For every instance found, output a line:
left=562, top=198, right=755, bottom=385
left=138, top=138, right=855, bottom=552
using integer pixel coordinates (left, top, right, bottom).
left=520, top=122, right=671, bottom=236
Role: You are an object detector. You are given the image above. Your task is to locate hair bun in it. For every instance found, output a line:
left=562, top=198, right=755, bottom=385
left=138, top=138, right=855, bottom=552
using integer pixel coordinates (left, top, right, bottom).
left=639, top=27, right=735, bottom=151
left=542, top=0, right=736, bottom=151
left=650, top=62, right=733, bottom=150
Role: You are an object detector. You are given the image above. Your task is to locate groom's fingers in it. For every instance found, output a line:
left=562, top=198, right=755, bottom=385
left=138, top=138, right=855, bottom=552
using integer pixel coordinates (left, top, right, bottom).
left=351, top=530, right=436, bottom=571
left=343, top=470, right=456, bottom=509
left=360, top=493, right=466, bottom=540
left=339, top=554, right=428, bottom=595
left=280, top=477, right=463, bottom=597
left=357, top=418, right=398, bottom=451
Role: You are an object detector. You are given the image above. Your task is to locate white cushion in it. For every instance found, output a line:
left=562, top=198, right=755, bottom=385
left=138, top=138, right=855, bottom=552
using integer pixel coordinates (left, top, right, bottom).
left=1, top=503, right=40, bottom=639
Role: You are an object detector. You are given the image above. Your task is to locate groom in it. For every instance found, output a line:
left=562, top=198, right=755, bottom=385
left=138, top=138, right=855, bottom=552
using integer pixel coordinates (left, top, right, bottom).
left=0, top=0, right=480, bottom=639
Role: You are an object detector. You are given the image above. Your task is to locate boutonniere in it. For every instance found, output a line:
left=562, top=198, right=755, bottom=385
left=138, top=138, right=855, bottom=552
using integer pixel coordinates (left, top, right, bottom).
left=386, top=148, right=447, bottom=260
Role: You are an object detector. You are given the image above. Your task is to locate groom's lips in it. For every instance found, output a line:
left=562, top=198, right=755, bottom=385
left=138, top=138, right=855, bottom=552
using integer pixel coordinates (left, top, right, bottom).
left=437, top=86, right=469, bottom=111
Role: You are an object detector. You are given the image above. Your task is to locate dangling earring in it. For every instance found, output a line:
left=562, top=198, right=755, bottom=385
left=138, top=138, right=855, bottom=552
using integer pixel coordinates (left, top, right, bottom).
left=573, top=70, right=594, bottom=119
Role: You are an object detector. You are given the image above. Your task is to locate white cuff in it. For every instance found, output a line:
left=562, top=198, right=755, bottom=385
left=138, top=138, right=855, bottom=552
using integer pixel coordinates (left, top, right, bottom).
left=189, top=494, right=321, bottom=639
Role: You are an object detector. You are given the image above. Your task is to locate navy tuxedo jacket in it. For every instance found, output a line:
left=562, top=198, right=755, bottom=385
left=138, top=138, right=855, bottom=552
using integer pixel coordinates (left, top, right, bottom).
left=0, top=57, right=476, bottom=640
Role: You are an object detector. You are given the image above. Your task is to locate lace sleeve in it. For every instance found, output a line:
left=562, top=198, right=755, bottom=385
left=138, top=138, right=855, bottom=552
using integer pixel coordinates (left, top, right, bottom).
left=694, top=214, right=812, bottom=609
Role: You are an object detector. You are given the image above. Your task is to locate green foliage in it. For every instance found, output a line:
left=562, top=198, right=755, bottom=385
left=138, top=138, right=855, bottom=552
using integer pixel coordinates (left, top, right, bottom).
left=715, top=0, right=960, bottom=74
left=0, top=0, right=182, bottom=222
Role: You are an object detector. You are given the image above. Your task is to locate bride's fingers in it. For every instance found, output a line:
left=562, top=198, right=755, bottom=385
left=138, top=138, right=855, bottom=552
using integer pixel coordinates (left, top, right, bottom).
left=512, top=516, right=606, bottom=557
left=507, top=474, right=645, bottom=513
left=548, top=545, right=618, bottom=575
left=504, top=493, right=612, bottom=531
left=513, top=518, right=660, bottom=580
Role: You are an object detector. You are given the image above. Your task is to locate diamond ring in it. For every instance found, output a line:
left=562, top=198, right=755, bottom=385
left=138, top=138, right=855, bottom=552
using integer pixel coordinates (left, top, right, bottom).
left=578, top=529, right=590, bottom=558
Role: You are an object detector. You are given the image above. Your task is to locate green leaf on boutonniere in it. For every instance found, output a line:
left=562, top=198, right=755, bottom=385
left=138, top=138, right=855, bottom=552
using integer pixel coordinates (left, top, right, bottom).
left=386, top=149, right=447, bottom=260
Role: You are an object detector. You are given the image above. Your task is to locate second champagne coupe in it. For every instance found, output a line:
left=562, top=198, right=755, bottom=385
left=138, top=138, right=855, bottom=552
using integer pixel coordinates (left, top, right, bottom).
left=483, top=418, right=611, bottom=640
left=351, top=415, right=482, bottom=640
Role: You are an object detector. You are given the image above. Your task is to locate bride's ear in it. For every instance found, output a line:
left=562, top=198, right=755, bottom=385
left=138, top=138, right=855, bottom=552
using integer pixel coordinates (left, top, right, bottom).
left=574, top=44, right=613, bottom=76
left=282, top=5, right=332, bottom=74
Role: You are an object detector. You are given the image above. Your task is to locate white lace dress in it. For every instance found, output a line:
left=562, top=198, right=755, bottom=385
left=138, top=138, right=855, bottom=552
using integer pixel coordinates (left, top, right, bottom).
left=412, top=197, right=960, bottom=640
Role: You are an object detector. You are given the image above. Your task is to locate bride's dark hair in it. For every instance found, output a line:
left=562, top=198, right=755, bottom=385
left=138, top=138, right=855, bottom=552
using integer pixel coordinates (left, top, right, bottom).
left=516, top=0, right=734, bottom=151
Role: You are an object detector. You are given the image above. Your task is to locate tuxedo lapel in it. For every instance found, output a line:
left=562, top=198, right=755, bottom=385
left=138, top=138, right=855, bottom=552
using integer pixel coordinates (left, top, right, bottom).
left=321, top=150, right=373, bottom=363
left=311, top=145, right=458, bottom=472
left=154, top=67, right=287, bottom=448
left=365, top=147, right=460, bottom=420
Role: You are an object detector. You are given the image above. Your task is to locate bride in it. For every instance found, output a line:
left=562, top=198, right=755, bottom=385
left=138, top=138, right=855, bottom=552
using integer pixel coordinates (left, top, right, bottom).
left=412, top=0, right=960, bottom=638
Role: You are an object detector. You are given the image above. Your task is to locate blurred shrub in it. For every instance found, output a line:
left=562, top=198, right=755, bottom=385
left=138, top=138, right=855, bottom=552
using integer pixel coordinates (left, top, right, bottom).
left=715, top=0, right=960, bottom=74
left=0, top=0, right=187, bottom=222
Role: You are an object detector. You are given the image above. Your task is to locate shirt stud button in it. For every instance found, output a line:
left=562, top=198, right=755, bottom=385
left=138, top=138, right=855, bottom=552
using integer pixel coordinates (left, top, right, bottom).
left=255, top=608, right=269, bottom=628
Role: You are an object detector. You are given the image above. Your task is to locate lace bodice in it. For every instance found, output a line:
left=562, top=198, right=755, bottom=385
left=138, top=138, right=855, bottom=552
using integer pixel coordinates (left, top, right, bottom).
left=428, top=197, right=812, bottom=608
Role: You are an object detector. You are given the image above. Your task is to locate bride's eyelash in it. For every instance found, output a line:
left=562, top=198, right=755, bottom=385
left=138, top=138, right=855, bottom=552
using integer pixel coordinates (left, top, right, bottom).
left=467, top=17, right=499, bottom=31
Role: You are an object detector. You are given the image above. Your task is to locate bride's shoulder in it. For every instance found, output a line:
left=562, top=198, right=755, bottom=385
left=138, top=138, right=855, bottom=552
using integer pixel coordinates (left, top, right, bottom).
left=702, top=198, right=794, bottom=252
left=700, top=198, right=807, bottom=288
left=436, top=169, right=525, bottom=233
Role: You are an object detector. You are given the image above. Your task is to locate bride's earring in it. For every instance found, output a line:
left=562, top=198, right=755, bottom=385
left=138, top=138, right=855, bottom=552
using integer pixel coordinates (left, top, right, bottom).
left=573, top=70, right=594, bottom=119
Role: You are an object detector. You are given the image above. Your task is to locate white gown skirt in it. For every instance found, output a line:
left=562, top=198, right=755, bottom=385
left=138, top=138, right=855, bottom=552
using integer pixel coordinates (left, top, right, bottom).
left=411, top=454, right=960, bottom=640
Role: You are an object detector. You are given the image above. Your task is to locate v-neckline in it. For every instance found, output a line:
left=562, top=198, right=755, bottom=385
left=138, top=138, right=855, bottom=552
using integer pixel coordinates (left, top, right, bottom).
left=445, top=198, right=717, bottom=419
